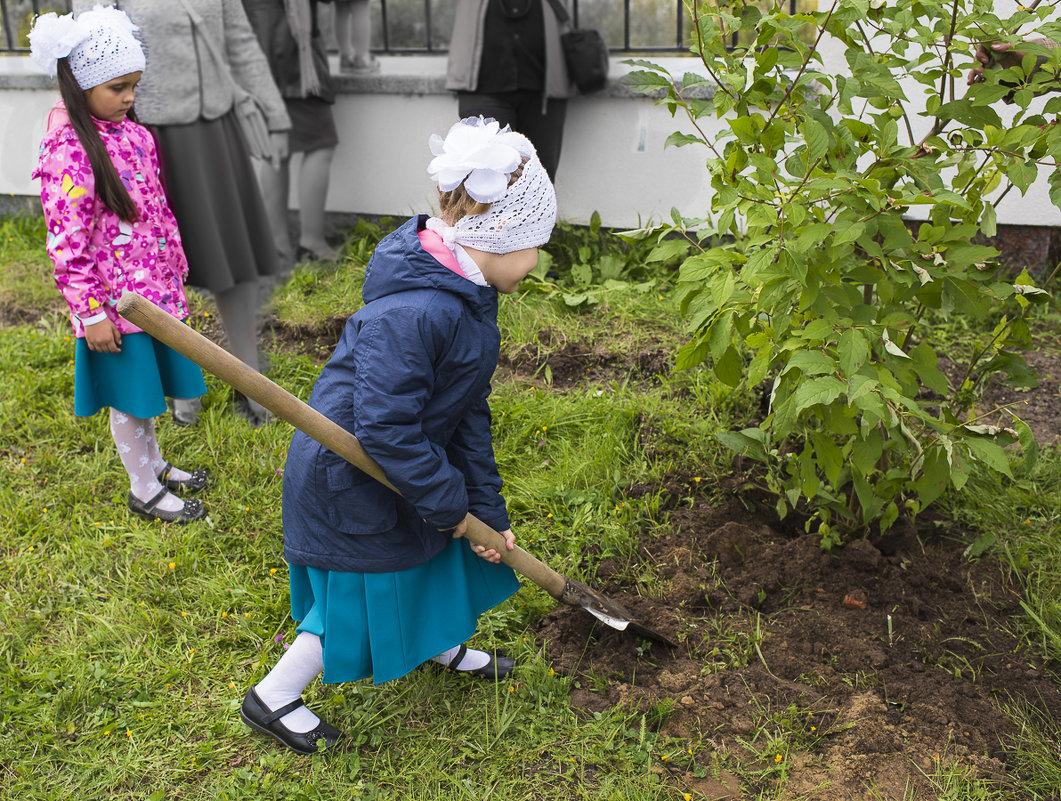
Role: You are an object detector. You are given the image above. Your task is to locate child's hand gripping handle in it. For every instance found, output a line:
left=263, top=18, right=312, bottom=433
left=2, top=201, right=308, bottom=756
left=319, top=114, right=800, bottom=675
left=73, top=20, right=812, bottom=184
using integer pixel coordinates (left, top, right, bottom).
left=116, top=293, right=568, bottom=600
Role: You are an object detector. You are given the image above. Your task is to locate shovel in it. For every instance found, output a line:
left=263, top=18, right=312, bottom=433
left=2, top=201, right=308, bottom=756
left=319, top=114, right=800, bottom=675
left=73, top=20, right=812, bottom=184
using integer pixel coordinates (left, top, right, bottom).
left=117, top=294, right=675, bottom=647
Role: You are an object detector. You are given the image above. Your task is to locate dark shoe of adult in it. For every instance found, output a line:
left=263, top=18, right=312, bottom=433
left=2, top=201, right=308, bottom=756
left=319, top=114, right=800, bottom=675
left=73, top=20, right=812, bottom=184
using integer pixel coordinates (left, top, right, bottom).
left=443, top=644, right=516, bottom=681
left=167, top=397, right=201, bottom=427
left=157, top=462, right=210, bottom=494
left=240, top=688, right=342, bottom=756
left=235, top=394, right=275, bottom=428
left=127, top=489, right=206, bottom=524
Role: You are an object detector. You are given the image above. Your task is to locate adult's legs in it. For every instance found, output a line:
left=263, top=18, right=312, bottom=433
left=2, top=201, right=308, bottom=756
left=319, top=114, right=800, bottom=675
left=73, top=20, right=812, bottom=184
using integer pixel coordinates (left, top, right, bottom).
left=349, top=0, right=373, bottom=67
left=334, top=1, right=354, bottom=63
left=509, top=94, right=567, bottom=183
left=457, top=91, right=567, bottom=181
left=214, top=282, right=271, bottom=423
left=257, top=156, right=294, bottom=270
left=297, top=147, right=338, bottom=259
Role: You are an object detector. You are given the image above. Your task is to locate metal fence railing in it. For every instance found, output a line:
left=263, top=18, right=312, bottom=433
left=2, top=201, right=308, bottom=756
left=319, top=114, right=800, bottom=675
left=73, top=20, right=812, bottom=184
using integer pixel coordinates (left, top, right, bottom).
left=1, top=1, right=815, bottom=56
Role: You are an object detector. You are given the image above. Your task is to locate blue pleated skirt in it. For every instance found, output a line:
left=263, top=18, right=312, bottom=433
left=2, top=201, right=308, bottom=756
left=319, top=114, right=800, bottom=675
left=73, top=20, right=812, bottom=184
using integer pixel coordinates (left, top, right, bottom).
left=73, top=332, right=207, bottom=418
left=290, top=538, right=521, bottom=684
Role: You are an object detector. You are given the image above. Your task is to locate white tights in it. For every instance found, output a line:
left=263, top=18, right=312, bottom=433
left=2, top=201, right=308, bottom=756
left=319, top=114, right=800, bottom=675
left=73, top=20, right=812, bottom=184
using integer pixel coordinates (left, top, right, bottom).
left=253, top=632, right=492, bottom=733
left=109, top=409, right=189, bottom=513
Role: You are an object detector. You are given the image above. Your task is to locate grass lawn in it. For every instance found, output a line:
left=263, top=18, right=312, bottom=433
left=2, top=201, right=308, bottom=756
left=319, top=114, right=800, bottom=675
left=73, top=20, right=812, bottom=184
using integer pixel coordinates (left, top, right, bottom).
left=2, top=213, right=1060, bottom=799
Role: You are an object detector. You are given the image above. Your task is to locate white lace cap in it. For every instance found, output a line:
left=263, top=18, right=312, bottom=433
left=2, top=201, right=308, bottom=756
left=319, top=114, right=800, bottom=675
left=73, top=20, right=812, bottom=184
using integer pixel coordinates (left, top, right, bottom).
left=427, top=116, right=557, bottom=254
left=29, top=5, right=145, bottom=90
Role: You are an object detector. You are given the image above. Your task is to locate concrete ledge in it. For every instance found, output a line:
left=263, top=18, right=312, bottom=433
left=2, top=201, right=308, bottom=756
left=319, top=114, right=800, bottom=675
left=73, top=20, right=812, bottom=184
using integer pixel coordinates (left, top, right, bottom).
left=0, top=52, right=708, bottom=99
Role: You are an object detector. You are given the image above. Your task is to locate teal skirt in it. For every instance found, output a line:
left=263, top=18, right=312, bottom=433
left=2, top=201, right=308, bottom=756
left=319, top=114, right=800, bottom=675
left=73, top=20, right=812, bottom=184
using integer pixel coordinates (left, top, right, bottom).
left=74, top=332, right=207, bottom=418
left=290, top=538, right=521, bottom=684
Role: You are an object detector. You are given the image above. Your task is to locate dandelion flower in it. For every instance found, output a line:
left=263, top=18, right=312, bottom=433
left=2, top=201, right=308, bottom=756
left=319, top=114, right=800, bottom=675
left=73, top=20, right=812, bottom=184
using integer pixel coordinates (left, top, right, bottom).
left=270, top=568, right=277, bottom=575
left=684, top=795, right=692, bottom=801
left=126, top=730, right=132, bottom=737
left=222, top=612, right=228, bottom=618
left=103, top=730, right=111, bottom=735
left=168, top=562, right=176, bottom=570
left=775, top=754, right=783, bottom=763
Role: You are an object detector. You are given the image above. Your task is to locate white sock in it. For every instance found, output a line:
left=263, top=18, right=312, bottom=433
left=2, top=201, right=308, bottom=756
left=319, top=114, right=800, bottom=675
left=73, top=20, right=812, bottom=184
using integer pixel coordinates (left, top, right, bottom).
left=255, top=632, right=324, bottom=733
left=110, top=410, right=183, bottom=513
left=433, top=644, right=490, bottom=671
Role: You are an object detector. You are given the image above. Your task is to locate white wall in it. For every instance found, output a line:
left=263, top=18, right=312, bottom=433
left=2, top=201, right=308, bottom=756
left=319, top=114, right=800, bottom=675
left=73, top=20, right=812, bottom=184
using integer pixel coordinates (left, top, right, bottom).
left=3, top=1, right=1058, bottom=230
left=0, top=54, right=720, bottom=229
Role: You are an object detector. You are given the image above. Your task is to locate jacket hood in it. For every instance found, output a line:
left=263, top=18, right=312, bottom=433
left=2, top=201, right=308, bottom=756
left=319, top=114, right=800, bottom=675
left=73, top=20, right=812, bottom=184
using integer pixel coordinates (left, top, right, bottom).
left=362, top=216, right=498, bottom=318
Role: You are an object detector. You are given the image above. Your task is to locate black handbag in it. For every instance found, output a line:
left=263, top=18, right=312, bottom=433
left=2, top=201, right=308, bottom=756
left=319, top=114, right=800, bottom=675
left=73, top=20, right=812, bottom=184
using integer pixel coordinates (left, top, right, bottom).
left=544, top=0, right=610, bottom=94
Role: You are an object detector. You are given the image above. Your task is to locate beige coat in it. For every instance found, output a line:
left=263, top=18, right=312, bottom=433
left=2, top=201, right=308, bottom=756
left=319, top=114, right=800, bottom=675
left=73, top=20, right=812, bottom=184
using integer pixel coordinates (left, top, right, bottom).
left=72, top=0, right=290, bottom=130
left=445, top=0, right=574, bottom=100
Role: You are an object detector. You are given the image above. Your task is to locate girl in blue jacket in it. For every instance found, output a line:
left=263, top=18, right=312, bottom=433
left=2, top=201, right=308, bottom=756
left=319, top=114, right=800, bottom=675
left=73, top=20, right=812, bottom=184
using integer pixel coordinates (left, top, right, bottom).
left=240, top=117, right=557, bottom=755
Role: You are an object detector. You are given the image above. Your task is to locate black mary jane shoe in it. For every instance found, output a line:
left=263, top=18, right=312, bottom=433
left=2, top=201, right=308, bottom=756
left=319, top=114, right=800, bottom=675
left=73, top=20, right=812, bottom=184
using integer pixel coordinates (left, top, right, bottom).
left=443, top=644, right=516, bottom=682
left=157, top=462, right=210, bottom=494
left=240, top=687, right=342, bottom=756
left=127, top=489, right=206, bottom=524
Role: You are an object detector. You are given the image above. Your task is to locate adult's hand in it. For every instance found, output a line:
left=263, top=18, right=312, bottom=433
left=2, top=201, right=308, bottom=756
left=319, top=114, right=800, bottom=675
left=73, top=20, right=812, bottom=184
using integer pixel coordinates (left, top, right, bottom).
left=268, top=130, right=289, bottom=169
left=967, top=42, right=1020, bottom=85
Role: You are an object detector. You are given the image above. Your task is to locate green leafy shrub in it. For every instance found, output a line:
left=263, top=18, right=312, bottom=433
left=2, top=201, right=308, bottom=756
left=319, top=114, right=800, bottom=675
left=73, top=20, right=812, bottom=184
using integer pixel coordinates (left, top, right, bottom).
left=627, top=0, right=1057, bottom=541
left=534, top=212, right=682, bottom=307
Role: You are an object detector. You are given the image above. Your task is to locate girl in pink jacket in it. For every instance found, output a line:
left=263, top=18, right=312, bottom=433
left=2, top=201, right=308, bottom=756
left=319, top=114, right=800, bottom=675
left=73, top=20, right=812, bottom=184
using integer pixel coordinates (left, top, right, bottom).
left=30, top=7, right=209, bottom=525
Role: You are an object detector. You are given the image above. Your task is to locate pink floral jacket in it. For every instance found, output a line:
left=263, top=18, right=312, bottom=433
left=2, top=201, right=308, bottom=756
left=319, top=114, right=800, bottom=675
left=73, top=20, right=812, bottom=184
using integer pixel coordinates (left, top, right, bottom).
left=33, top=113, right=190, bottom=338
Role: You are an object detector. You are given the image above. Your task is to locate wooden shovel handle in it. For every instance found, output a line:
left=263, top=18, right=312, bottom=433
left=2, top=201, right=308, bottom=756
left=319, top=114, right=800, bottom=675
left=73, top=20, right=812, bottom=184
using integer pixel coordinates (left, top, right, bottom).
left=117, top=294, right=568, bottom=598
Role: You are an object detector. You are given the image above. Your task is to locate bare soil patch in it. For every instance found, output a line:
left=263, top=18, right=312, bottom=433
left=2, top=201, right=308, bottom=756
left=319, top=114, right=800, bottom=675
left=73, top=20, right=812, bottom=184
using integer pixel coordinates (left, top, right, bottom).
left=534, top=491, right=1061, bottom=799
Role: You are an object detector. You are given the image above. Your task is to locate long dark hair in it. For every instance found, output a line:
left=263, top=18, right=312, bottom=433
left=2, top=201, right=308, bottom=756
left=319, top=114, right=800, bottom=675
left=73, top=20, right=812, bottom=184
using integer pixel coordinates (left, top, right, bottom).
left=56, top=58, right=139, bottom=223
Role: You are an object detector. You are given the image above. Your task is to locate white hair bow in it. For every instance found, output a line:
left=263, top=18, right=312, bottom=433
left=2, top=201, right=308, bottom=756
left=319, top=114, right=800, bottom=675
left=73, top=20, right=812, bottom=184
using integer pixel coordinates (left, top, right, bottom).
left=427, top=116, right=531, bottom=203
left=29, top=5, right=140, bottom=77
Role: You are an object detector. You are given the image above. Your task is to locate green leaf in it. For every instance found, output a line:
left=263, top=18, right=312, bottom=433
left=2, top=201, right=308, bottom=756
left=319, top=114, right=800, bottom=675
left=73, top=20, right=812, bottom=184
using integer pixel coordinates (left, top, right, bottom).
left=623, top=70, right=673, bottom=91
left=838, top=329, right=870, bottom=377
left=964, top=436, right=1014, bottom=479
left=782, top=350, right=836, bottom=377
left=802, top=117, right=829, bottom=161
left=675, top=334, right=710, bottom=371
left=980, top=203, right=997, bottom=238
left=648, top=239, right=692, bottom=263
left=852, top=469, right=884, bottom=521
left=933, top=99, right=1003, bottom=129
left=914, top=448, right=950, bottom=506
left=716, top=428, right=769, bottom=462
left=1014, top=415, right=1039, bottom=474
left=665, top=132, right=706, bottom=149
left=792, top=376, right=847, bottom=412
left=851, top=429, right=883, bottom=475
left=708, top=310, right=734, bottom=360
left=810, top=431, right=844, bottom=487
left=714, top=344, right=744, bottom=387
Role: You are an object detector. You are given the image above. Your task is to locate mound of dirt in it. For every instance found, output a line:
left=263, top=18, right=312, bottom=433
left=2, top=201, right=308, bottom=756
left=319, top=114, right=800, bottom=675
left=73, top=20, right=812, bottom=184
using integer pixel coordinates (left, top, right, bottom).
left=534, top=499, right=1061, bottom=799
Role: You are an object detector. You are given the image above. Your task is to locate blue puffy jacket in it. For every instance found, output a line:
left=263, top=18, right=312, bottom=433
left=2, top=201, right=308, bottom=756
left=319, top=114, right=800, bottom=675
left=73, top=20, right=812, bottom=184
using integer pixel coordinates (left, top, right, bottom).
left=282, top=216, right=510, bottom=573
